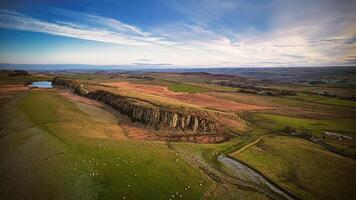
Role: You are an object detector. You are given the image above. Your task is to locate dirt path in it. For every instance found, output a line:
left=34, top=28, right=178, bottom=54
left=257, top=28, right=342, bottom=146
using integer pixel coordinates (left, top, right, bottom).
left=232, top=135, right=266, bottom=155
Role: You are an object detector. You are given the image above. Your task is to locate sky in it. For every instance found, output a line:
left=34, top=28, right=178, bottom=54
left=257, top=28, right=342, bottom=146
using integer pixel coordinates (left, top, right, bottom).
left=0, top=0, right=355, bottom=68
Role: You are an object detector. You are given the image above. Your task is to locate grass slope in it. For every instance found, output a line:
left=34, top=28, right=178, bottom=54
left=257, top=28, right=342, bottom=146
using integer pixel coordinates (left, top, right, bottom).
left=0, top=90, right=210, bottom=200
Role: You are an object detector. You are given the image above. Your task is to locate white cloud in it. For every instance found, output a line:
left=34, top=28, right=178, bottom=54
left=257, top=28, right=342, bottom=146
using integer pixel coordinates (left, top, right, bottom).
left=0, top=9, right=170, bottom=47
left=158, top=0, right=356, bottom=66
left=0, top=1, right=355, bottom=67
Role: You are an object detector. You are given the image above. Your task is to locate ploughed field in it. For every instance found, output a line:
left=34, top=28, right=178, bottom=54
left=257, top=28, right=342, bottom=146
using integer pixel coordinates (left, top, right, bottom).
left=0, top=70, right=355, bottom=200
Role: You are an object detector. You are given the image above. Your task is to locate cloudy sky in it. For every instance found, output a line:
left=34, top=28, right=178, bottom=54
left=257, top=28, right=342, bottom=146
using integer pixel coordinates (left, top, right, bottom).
left=0, top=0, right=355, bottom=67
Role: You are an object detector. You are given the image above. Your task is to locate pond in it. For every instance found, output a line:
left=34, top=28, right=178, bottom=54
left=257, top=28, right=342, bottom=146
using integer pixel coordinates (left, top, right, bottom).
left=29, top=81, right=53, bottom=88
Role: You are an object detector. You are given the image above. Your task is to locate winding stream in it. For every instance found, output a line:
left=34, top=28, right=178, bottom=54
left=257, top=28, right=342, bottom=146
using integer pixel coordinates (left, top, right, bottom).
left=218, top=155, right=295, bottom=200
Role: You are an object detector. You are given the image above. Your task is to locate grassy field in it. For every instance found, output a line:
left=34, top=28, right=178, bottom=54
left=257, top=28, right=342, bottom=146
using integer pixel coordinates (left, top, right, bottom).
left=168, top=83, right=210, bottom=93
left=287, top=93, right=356, bottom=108
left=241, top=111, right=356, bottom=158
left=0, top=90, right=212, bottom=200
left=232, top=135, right=356, bottom=200
left=255, top=113, right=356, bottom=136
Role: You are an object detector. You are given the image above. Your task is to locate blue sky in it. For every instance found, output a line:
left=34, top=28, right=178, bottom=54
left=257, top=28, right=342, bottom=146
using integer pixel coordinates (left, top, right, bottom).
left=0, top=0, right=355, bottom=67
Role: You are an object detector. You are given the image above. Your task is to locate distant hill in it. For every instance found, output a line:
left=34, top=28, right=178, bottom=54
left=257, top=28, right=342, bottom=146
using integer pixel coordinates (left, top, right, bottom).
left=1, top=63, right=355, bottom=84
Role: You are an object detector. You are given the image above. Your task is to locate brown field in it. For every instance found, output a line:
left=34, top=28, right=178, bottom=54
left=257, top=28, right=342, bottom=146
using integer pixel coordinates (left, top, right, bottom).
left=0, top=85, right=29, bottom=93
left=102, top=81, right=267, bottom=112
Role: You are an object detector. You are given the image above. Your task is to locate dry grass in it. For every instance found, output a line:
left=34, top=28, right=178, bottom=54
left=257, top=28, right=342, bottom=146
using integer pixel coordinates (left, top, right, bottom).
left=100, top=82, right=266, bottom=112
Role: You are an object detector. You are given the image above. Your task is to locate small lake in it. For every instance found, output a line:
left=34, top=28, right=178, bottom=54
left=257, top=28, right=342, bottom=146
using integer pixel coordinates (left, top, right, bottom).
left=29, top=81, right=53, bottom=88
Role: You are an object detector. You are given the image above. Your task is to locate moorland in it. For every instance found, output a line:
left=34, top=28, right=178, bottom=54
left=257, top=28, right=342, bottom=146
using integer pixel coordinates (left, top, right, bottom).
left=0, top=67, right=355, bottom=200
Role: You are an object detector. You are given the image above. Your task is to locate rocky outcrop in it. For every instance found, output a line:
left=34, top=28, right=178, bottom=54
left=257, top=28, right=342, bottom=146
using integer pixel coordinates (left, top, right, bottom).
left=52, top=77, right=89, bottom=96
left=52, top=77, right=225, bottom=135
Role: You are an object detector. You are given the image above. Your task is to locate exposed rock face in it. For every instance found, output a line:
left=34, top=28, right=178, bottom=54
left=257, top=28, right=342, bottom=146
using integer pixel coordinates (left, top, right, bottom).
left=52, top=78, right=89, bottom=95
left=52, top=77, right=224, bottom=135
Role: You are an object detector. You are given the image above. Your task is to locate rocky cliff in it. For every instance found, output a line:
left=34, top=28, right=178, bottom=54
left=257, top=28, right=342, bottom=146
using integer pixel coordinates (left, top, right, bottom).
left=52, top=77, right=225, bottom=135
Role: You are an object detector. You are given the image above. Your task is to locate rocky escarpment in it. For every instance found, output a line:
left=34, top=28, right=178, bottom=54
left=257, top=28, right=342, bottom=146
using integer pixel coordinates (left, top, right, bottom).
left=52, top=77, right=225, bottom=135
left=52, top=77, right=89, bottom=96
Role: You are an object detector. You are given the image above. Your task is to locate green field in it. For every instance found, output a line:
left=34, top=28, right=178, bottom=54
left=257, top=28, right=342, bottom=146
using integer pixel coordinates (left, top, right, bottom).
left=287, top=93, right=356, bottom=108
left=0, top=90, right=212, bottom=200
left=255, top=113, right=356, bottom=136
left=232, top=135, right=356, bottom=200
left=168, top=83, right=209, bottom=93
left=241, top=112, right=356, bottom=159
